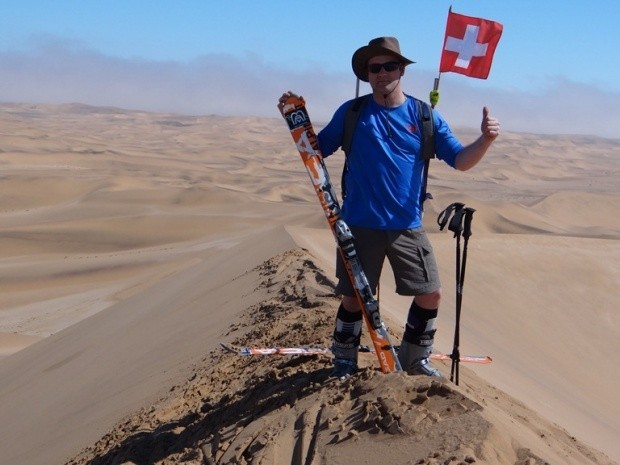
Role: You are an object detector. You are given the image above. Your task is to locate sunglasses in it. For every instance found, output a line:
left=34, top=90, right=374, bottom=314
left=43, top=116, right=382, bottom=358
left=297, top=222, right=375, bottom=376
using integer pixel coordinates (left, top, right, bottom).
left=368, top=61, right=402, bottom=74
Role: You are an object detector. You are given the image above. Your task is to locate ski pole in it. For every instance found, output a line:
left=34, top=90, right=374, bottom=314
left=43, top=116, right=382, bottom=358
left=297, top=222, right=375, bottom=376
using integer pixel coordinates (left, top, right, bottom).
left=448, top=204, right=464, bottom=384
left=438, top=203, right=476, bottom=385
left=451, top=207, right=476, bottom=384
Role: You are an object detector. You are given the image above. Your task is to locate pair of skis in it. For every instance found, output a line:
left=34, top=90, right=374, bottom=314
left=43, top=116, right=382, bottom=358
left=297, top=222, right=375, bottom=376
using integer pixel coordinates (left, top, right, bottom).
left=221, top=343, right=492, bottom=364
left=280, top=94, right=401, bottom=373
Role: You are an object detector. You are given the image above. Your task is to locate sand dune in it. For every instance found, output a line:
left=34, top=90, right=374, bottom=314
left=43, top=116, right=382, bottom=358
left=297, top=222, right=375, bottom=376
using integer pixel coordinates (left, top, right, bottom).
left=0, top=103, right=618, bottom=464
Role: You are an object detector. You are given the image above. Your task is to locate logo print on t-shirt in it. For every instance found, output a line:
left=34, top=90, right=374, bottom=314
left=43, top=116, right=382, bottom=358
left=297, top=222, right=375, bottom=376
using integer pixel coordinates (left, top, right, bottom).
left=407, top=123, right=419, bottom=133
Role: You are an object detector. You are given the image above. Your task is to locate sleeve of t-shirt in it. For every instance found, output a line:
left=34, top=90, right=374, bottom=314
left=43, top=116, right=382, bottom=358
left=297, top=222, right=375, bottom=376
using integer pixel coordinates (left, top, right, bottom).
left=316, top=100, right=351, bottom=158
left=433, top=110, right=464, bottom=169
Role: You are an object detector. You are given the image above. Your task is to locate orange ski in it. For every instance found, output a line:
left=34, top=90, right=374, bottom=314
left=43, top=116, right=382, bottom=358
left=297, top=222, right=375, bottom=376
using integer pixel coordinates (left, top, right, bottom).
left=280, top=94, right=401, bottom=373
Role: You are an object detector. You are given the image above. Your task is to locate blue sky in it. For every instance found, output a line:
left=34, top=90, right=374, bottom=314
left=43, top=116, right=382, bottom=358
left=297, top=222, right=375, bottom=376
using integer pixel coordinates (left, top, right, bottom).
left=2, top=0, right=619, bottom=138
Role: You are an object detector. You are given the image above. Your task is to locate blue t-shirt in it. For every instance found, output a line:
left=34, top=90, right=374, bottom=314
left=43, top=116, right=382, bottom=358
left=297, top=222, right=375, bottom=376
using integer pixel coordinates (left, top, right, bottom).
left=318, top=94, right=463, bottom=229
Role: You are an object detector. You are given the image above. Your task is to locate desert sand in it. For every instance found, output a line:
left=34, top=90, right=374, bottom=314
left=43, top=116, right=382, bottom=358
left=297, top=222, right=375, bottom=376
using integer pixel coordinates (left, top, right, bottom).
left=0, top=102, right=618, bottom=465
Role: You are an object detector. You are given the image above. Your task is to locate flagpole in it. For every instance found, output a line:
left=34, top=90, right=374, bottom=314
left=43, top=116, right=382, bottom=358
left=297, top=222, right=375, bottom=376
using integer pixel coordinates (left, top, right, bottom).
left=430, top=6, right=451, bottom=109
left=430, top=74, right=441, bottom=109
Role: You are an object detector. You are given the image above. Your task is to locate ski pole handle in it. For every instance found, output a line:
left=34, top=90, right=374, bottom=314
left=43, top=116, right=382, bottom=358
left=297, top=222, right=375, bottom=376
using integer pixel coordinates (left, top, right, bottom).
left=449, top=207, right=465, bottom=237
left=463, top=207, right=476, bottom=239
left=437, top=202, right=464, bottom=231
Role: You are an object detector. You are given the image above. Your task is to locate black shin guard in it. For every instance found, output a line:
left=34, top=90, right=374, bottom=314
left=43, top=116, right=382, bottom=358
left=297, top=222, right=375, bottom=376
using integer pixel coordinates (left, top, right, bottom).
left=403, top=301, right=438, bottom=347
left=399, top=302, right=442, bottom=376
left=332, top=303, right=362, bottom=360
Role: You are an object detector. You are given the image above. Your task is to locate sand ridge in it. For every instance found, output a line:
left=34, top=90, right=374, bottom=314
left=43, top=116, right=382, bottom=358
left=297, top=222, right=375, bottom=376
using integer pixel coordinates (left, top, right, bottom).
left=65, top=249, right=615, bottom=465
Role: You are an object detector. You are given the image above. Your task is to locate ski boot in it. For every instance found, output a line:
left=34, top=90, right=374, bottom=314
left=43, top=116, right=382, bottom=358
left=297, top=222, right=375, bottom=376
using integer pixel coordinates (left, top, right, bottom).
left=398, top=337, right=442, bottom=378
left=330, top=333, right=359, bottom=379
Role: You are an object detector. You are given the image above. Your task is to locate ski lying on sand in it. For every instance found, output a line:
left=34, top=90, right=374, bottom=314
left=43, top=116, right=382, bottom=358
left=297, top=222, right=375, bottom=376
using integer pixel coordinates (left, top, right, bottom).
left=280, top=93, right=401, bottom=373
left=220, top=343, right=492, bottom=364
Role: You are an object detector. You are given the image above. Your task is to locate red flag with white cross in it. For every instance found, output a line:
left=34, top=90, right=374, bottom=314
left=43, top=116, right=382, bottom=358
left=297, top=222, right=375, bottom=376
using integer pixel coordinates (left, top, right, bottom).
left=439, top=9, right=503, bottom=79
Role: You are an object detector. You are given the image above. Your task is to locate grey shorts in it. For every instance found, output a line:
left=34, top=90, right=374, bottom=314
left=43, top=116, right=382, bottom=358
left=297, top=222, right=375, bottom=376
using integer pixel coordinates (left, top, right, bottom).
left=335, top=226, right=441, bottom=297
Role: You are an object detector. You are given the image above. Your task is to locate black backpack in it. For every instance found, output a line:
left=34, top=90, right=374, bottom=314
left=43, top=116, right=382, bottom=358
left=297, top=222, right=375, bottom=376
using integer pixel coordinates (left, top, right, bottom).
left=341, top=94, right=435, bottom=207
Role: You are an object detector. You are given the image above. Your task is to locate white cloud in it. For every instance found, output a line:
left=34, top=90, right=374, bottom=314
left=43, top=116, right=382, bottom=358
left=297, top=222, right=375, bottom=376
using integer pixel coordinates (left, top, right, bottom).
left=1, top=39, right=618, bottom=139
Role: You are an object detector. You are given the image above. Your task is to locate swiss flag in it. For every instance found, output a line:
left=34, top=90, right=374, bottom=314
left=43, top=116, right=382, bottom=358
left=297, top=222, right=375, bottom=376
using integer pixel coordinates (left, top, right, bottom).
left=439, top=10, right=503, bottom=79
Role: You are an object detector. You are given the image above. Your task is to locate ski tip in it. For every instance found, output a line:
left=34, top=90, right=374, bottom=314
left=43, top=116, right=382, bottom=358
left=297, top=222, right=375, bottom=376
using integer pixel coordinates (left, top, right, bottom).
left=284, top=93, right=305, bottom=106
left=280, top=93, right=305, bottom=114
left=219, top=342, right=238, bottom=354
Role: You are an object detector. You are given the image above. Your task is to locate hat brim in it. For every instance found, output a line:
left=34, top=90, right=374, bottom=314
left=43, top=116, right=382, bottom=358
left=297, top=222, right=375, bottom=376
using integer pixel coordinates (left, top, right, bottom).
left=352, top=45, right=415, bottom=82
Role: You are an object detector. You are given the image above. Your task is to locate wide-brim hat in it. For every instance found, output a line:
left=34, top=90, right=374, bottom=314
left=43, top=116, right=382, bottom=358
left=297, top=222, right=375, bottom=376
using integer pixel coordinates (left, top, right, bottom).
left=352, top=36, right=415, bottom=82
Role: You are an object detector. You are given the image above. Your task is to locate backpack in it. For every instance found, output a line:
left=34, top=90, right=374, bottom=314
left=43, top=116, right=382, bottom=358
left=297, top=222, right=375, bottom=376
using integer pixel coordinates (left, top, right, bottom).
left=341, top=94, right=436, bottom=207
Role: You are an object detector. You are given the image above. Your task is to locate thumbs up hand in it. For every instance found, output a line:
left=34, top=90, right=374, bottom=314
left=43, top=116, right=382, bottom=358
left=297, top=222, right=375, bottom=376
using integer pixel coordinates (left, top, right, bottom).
left=481, top=106, right=500, bottom=141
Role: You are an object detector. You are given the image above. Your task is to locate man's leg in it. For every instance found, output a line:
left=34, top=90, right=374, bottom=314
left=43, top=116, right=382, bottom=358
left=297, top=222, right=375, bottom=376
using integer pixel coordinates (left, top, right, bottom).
left=331, top=228, right=386, bottom=378
left=331, top=295, right=363, bottom=377
left=398, top=291, right=443, bottom=377
left=387, top=229, right=443, bottom=377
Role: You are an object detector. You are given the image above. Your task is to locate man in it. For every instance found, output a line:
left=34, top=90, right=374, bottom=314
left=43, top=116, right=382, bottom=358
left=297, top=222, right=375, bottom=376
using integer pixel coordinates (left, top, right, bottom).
left=278, top=37, right=499, bottom=378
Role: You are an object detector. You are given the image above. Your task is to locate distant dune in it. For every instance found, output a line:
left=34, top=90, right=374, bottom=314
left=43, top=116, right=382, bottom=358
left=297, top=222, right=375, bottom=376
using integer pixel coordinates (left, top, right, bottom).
left=0, top=103, right=618, bottom=464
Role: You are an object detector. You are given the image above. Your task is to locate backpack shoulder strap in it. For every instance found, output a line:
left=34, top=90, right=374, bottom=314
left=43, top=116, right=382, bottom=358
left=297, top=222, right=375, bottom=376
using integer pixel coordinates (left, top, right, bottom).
left=414, top=97, right=436, bottom=160
left=342, top=94, right=370, bottom=157
left=415, top=97, right=436, bottom=208
left=341, top=94, right=370, bottom=198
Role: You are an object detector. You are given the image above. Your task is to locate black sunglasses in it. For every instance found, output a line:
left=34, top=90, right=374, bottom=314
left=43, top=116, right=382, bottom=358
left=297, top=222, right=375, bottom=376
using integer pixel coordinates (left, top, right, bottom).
left=368, top=61, right=402, bottom=74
